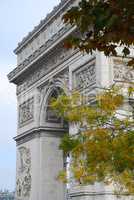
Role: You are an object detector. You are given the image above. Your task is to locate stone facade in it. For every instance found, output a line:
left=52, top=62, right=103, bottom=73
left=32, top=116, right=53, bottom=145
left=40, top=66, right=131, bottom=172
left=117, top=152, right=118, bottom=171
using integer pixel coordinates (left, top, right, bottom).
left=8, top=1, right=134, bottom=200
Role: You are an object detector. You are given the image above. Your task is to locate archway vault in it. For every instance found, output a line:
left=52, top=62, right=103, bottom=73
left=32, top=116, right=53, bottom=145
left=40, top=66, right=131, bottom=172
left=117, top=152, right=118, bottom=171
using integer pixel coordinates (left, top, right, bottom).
left=38, top=77, right=69, bottom=128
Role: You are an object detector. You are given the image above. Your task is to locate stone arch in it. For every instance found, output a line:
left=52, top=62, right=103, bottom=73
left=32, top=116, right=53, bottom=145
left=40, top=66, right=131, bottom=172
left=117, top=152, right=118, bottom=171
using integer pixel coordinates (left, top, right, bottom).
left=46, top=87, right=63, bottom=122
left=36, top=78, right=69, bottom=200
left=39, top=78, right=68, bottom=127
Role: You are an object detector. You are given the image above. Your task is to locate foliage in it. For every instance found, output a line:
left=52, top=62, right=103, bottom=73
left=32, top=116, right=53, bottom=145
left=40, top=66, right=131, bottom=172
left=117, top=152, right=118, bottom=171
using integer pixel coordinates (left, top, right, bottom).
left=51, top=86, right=134, bottom=194
left=63, top=0, right=134, bottom=67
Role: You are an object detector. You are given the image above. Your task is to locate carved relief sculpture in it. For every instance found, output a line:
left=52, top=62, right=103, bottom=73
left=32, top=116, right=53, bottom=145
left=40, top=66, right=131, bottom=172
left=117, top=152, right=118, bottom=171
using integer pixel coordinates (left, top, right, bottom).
left=113, top=58, right=134, bottom=82
left=19, top=97, right=34, bottom=127
left=16, top=147, right=31, bottom=199
left=73, top=58, right=96, bottom=90
left=16, top=47, right=73, bottom=95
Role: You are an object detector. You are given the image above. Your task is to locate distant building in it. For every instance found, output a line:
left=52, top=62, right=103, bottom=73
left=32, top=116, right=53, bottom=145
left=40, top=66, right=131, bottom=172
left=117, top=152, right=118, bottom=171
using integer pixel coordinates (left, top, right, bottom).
left=0, top=191, right=15, bottom=200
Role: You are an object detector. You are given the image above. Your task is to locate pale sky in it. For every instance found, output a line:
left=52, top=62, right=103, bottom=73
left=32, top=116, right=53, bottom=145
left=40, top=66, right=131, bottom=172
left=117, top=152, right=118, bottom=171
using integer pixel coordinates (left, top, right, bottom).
left=0, top=0, right=60, bottom=191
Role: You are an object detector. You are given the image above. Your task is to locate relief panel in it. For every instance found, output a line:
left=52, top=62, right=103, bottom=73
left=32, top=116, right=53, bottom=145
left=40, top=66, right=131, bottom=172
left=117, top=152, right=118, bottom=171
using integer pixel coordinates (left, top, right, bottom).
left=19, top=97, right=34, bottom=127
left=73, top=58, right=96, bottom=91
left=16, top=147, right=31, bottom=199
left=113, top=58, right=134, bottom=82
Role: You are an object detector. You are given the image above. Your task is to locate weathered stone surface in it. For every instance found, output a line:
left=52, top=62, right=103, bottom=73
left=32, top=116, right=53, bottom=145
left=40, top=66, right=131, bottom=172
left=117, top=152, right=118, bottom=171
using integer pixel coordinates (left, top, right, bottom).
left=19, top=97, right=34, bottom=127
left=113, top=57, right=134, bottom=82
left=16, top=147, right=31, bottom=199
left=8, top=1, right=134, bottom=200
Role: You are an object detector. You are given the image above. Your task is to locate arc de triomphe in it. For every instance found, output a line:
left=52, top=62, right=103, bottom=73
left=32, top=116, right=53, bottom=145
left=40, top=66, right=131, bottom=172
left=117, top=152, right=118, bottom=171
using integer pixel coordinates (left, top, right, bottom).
left=8, top=0, right=134, bottom=200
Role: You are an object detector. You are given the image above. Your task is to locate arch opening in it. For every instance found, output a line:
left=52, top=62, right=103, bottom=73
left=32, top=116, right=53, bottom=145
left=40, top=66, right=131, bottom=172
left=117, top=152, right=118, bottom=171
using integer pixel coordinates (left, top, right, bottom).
left=46, top=87, right=62, bottom=123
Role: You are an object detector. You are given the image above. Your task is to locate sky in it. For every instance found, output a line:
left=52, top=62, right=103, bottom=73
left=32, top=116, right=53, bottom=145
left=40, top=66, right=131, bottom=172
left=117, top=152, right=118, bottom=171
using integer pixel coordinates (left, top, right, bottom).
left=0, top=0, right=60, bottom=191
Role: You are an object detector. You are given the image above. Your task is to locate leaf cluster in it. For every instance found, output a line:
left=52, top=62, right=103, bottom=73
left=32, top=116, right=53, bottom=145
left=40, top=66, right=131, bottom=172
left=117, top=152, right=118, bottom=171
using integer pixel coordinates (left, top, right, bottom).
left=63, top=0, right=134, bottom=67
left=51, top=86, right=134, bottom=194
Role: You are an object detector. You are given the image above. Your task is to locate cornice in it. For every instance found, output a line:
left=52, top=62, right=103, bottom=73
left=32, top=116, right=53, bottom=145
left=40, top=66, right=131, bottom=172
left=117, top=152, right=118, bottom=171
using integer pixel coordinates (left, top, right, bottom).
left=69, top=191, right=117, bottom=197
left=8, top=25, right=76, bottom=84
left=16, top=46, right=78, bottom=95
left=14, top=126, right=68, bottom=145
left=14, top=0, right=74, bottom=54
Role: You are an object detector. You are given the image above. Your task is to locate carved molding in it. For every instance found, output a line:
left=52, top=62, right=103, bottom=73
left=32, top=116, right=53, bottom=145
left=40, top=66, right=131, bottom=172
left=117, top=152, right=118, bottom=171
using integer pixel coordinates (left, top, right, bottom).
left=113, top=58, right=134, bottom=82
left=14, top=127, right=68, bottom=146
left=73, top=58, right=96, bottom=91
left=38, top=69, right=69, bottom=98
left=8, top=25, right=71, bottom=82
left=16, top=147, right=31, bottom=199
left=19, top=97, right=34, bottom=127
left=16, top=47, right=73, bottom=95
left=17, top=20, right=65, bottom=65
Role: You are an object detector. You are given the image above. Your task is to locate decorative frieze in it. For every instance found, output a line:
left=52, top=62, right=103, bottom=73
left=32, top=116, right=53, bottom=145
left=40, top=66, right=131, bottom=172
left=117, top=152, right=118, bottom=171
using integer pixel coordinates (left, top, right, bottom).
left=113, top=58, right=134, bottom=82
left=73, top=58, right=96, bottom=90
left=16, top=47, right=73, bottom=95
left=19, top=97, right=34, bottom=127
left=16, top=147, right=31, bottom=198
